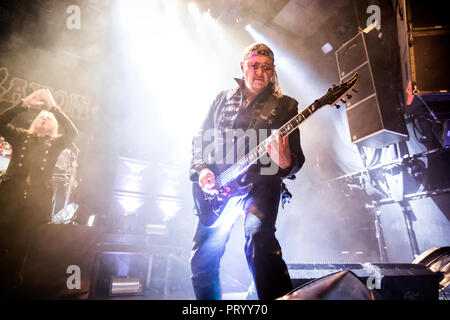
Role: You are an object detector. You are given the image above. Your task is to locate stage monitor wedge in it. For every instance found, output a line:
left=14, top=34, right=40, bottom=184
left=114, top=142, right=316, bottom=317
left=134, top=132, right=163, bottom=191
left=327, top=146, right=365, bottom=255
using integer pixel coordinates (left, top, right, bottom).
left=287, top=262, right=442, bottom=300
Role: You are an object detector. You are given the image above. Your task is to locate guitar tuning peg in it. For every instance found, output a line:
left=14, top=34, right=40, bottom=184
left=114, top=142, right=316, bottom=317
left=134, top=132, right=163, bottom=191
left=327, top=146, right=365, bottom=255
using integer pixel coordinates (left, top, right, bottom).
left=352, top=89, right=358, bottom=93
left=335, top=104, right=341, bottom=109
left=346, top=94, right=352, bottom=99
left=332, top=84, right=337, bottom=87
left=340, top=99, right=346, bottom=104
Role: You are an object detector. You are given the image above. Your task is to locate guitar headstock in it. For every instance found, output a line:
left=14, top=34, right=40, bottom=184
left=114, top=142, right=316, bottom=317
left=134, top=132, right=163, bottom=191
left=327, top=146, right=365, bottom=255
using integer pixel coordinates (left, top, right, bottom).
left=318, top=73, right=359, bottom=108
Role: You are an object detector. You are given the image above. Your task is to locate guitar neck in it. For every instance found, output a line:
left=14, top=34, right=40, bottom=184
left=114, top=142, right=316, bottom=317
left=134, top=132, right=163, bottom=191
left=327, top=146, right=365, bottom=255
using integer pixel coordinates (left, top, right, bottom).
left=215, top=100, right=322, bottom=188
left=214, top=73, right=359, bottom=188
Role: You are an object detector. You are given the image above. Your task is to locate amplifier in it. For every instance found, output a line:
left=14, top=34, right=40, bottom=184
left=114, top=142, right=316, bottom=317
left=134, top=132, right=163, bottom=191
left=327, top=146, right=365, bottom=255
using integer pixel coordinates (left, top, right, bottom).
left=396, top=0, right=450, bottom=106
left=287, top=263, right=442, bottom=300
left=17, top=224, right=102, bottom=299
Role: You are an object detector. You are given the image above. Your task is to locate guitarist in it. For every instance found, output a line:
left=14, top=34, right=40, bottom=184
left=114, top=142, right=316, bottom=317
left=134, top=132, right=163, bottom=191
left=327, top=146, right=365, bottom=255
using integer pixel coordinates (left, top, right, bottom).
left=189, top=43, right=305, bottom=300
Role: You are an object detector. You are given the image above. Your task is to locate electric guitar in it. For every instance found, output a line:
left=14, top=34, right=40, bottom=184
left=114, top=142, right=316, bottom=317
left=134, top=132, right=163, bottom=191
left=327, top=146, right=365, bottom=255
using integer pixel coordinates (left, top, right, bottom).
left=193, top=73, right=359, bottom=227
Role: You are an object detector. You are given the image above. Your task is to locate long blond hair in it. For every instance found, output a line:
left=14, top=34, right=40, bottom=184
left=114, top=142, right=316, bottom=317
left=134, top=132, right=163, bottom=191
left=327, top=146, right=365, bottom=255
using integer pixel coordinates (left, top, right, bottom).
left=28, top=110, right=59, bottom=137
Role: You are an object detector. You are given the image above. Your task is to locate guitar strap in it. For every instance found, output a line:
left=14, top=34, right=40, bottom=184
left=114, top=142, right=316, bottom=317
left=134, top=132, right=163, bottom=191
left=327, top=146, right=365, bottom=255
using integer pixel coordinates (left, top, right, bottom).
left=249, top=94, right=281, bottom=130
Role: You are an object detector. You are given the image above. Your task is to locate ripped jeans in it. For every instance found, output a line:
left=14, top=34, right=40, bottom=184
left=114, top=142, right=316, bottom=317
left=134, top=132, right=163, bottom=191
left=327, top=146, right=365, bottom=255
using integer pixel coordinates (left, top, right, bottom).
left=190, top=182, right=292, bottom=300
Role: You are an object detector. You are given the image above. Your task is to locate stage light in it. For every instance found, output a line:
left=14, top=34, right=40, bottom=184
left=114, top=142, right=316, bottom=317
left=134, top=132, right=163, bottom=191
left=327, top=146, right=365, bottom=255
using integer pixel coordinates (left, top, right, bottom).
left=87, top=215, right=96, bottom=227
left=157, top=197, right=182, bottom=222
left=207, top=4, right=221, bottom=19
left=188, top=2, right=200, bottom=18
left=123, top=160, right=148, bottom=177
left=321, top=42, right=333, bottom=54
left=202, top=9, right=213, bottom=21
left=203, top=11, right=210, bottom=20
left=118, top=196, right=144, bottom=214
left=245, top=24, right=252, bottom=31
left=114, top=158, right=149, bottom=195
left=109, top=276, right=143, bottom=297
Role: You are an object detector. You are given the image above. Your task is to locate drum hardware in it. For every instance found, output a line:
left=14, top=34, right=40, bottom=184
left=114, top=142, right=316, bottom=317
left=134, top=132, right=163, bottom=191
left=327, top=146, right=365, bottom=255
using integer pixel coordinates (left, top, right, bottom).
left=51, top=145, right=80, bottom=224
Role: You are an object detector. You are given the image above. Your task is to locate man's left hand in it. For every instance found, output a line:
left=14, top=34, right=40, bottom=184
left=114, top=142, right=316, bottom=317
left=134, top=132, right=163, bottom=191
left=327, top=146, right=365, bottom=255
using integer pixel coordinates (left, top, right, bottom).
left=267, top=133, right=292, bottom=169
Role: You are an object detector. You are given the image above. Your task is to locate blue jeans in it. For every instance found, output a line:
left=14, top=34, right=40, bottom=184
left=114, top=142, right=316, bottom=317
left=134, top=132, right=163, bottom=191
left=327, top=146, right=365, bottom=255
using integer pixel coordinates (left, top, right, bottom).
left=190, top=182, right=292, bottom=300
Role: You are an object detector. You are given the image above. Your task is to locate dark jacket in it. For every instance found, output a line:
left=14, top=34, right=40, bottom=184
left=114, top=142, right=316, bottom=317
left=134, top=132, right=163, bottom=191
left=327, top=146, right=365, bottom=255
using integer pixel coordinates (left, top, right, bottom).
left=190, top=78, right=305, bottom=186
left=0, top=101, right=78, bottom=225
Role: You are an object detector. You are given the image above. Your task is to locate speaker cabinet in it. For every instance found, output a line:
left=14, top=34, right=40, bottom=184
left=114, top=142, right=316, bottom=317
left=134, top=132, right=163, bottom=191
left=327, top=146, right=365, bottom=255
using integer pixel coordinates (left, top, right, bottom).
left=18, top=224, right=102, bottom=299
left=396, top=0, right=450, bottom=106
left=336, top=28, right=408, bottom=148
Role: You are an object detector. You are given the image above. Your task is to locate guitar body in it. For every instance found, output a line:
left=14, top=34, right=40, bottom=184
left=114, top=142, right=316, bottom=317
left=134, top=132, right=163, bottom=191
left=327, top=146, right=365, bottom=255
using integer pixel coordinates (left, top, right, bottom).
left=193, top=173, right=252, bottom=227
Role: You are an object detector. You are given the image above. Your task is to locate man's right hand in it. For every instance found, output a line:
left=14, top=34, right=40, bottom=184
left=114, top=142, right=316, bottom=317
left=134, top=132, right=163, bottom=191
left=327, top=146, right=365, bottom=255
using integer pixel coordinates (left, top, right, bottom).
left=23, top=89, right=56, bottom=109
left=198, top=168, right=218, bottom=195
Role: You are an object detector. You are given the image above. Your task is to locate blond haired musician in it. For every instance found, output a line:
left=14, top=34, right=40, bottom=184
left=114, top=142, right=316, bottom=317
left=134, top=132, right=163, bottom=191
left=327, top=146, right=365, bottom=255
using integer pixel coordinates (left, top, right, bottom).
left=0, top=89, right=78, bottom=295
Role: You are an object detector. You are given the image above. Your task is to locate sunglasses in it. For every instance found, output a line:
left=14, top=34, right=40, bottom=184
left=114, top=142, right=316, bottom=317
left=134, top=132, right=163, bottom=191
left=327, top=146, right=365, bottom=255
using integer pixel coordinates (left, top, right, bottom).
left=247, top=62, right=274, bottom=72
